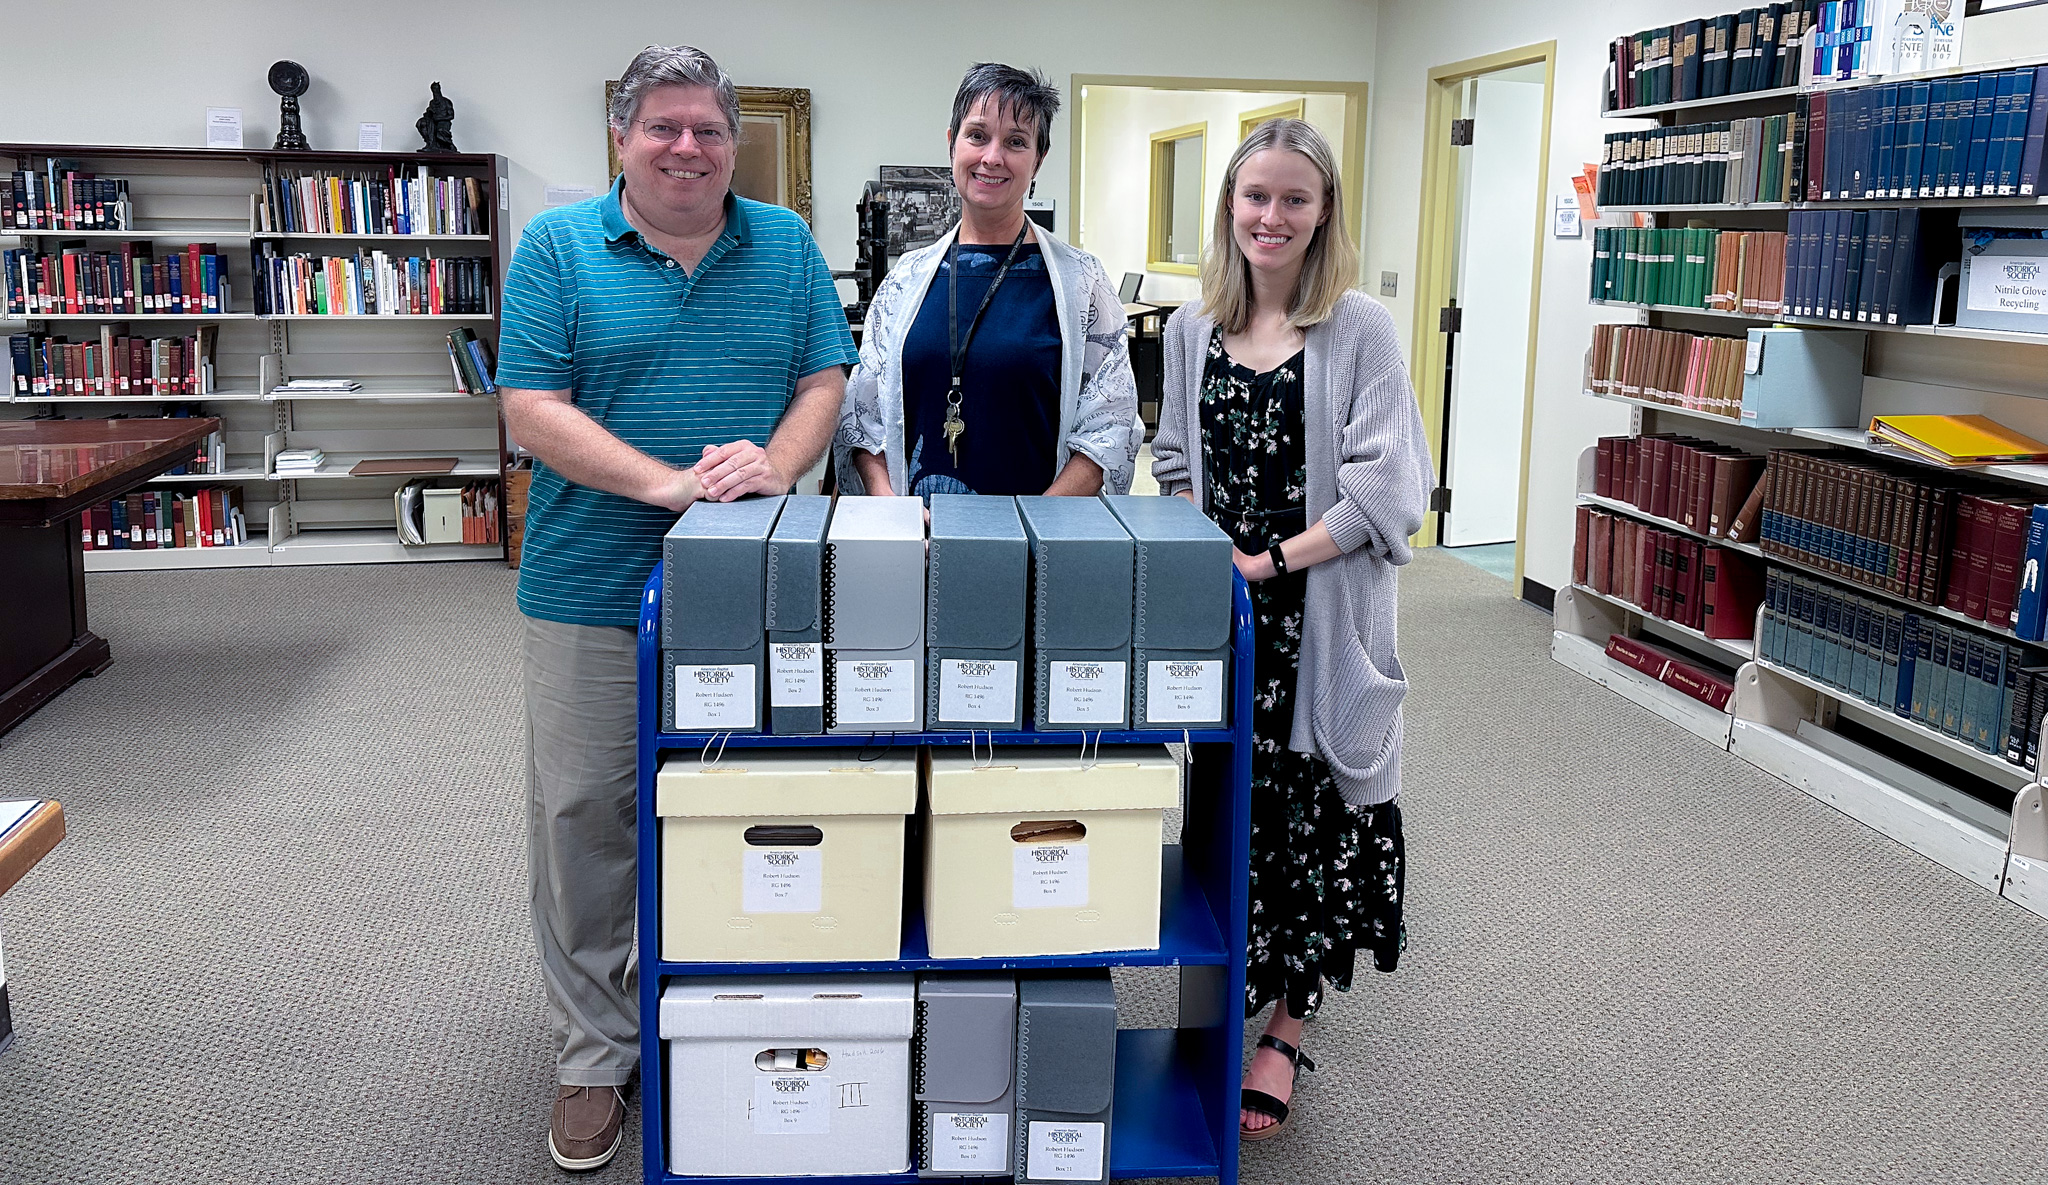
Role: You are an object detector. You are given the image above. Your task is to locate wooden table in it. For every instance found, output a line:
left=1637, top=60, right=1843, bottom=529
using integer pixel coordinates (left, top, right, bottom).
left=0, top=798, right=67, bottom=1055
left=0, top=418, right=219, bottom=735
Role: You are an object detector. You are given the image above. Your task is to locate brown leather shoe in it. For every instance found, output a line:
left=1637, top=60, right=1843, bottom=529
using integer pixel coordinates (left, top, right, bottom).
left=549, top=1085, right=625, bottom=1171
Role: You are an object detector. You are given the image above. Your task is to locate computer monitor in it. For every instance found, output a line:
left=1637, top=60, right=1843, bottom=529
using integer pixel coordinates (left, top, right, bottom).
left=1118, top=273, right=1143, bottom=303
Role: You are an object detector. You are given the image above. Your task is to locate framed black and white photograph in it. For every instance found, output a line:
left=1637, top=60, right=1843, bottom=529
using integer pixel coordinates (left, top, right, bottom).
left=876, top=165, right=961, bottom=258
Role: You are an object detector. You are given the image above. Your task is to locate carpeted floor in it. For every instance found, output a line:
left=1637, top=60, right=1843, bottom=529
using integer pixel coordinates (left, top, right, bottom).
left=0, top=551, right=2044, bottom=1184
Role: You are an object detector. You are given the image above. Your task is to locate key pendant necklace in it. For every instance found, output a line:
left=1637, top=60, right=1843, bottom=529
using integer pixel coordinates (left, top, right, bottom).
left=945, top=223, right=1031, bottom=465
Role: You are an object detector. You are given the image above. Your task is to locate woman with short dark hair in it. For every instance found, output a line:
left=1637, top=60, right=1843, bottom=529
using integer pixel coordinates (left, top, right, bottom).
left=840, top=63, right=1137, bottom=497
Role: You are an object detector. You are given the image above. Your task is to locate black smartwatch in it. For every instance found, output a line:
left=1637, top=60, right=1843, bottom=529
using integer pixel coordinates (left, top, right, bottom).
left=1267, top=543, right=1289, bottom=577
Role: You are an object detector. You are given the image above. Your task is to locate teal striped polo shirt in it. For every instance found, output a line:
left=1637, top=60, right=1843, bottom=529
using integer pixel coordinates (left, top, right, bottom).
left=499, top=178, right=857, bottom=627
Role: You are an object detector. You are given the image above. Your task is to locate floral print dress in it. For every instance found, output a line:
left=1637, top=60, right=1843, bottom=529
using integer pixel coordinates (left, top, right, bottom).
left=1197, top=328, right=1405, bottom=1021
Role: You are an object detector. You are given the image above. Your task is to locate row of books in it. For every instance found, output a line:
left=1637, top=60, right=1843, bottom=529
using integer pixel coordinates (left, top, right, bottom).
left=1804, top=67, right=2048, bottom=202
left=1777, top=208, right=1943, bottom=324
left=1593, top=435, right=1767, bottom=543
left=1603, top=634, right=1737, bottom=710
left=81, top=487, right=248, bottom=550
left=1758, top=569, right=2037, bottom=766
left=1595, top=117, right=1795, bottom=207
left=4, top=166, right=129, bottom=231
left=446, top=328, right=498, bottom=394
left=1575, top=507, right=1765, bottom=639
left=1589, top=227, right=1788, bottom=312
left=7, top=328, right=218, bottom=398
left=1757, top=448, right=1958, bottom=610
left=255, top=166, right=490, bottom=237
left=460, top=480, right=501, bottom=545
left=3, top=242, right=233, bottom=316
left=1606, top=3, right=1820, bottom=111
left=1587, top=324, right=1751, bottom=420
left=248, top=246, right=491, bottom=316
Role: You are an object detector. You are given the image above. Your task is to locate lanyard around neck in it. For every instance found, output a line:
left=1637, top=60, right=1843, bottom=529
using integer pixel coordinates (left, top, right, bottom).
left=947, top=224, right=1031, bottom=391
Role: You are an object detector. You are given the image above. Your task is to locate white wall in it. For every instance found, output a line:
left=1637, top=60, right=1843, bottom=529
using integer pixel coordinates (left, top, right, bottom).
left=1077, top=86, right=1351, bottom=302
left=0, top=0, right=1376, bottom=285
left=1367, top=3, right=2048, bottom=594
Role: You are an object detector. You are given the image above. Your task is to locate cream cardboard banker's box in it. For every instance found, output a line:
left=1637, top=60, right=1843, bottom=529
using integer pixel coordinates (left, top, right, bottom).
left=659, top=975, right=914, bottom=1177
left=656, top=749, right=915, bottom=963
left=923, top=746, right=1176, bottom=958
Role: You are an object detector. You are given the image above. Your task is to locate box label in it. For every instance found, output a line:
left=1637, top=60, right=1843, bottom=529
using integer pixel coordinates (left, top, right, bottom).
left=1145, top=659, right=1222, bottom=723
left=1013, top=843, right=1088, bottom=908
left=1026, top=1120, right=1105, bottom=1180
left=743, top=849, right=823, bottom=913
left=753, top=1073, right=830, bottom=1134
left=674, top=664, right=757, bottom=730
left=1966, top=252, right=2048, bottom=320
left=834, top=658, right=915, bottom=724
left=1046, top=660, right=1127, bottom=725
left=770, top=643, right=824, bottom=707
left=939, top=658, right=1018, bottom=723
left=930, top=1111, right=1009, bottom=1172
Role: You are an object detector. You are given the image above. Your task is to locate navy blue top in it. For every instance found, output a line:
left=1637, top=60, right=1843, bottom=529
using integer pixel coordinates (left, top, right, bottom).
left=901, top=242, right=1061, bottom=496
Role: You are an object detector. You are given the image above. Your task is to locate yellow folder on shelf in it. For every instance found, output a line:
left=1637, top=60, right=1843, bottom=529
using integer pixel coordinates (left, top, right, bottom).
left=1866, top=414, right=2048, bottom=467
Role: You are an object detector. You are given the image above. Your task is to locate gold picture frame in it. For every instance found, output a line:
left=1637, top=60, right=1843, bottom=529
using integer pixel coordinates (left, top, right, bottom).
left=606, top=82, right=813, bottom=224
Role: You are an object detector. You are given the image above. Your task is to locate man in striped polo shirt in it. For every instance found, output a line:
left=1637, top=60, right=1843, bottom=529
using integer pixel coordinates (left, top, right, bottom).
left=497, top=44, right=857, bottom=1172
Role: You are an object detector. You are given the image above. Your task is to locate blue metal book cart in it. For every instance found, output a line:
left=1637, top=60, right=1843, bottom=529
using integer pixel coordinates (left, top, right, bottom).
left=636, top=565, right=1256, bottom=1185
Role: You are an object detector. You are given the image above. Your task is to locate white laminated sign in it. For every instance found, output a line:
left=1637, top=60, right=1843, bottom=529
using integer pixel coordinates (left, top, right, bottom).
left=929, top=1111, right=1009, bottom=1172
left=770, top=643, right=824, bottom=707
left=1046, top=660, right=1127, bottom=725
left=1145, top=659, right=1221, bottom=723
left=674, top=664, right=756, bottom=730
left=939, top=658, right=1017, bottom=723
left=1013, top=843, right=1088, bottom=908
left=743, top=849, right=823, bottom=913
left=753, top=1073, right=831, bottom=1134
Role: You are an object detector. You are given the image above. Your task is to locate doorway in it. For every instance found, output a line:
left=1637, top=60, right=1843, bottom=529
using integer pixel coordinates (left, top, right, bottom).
left=1410, top=45, right=1555, bottom=583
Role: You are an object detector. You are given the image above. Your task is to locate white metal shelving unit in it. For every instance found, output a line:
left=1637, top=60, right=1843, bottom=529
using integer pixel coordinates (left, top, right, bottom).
left=2, top=142, right=513, bottom=570
left=1568, top=58, right=2048, bottom=922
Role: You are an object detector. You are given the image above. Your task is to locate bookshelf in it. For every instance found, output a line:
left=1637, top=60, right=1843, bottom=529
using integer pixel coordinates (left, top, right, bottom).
left=1564, top=39, right=2048, bottom=922
left=1, top=142, right=513, bottom=570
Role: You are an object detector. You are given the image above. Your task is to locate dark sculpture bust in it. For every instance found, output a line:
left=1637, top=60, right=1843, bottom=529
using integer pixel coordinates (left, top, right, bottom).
left=417, top=82, right=457, bottom=153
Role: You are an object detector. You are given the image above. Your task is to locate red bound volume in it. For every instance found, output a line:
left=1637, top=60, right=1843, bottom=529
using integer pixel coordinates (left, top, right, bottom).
left=1943, top=496, right=1978, bottom=614
left=1590, top=512, right=1613, bottom=594
left=1605, top=634, right=1676, bottom=680
left=1702, top=547, right=1763, bottom=639
left=1987, top=501, right=2030, bottom=628
left=1575, top=505, right=1592, bottom=586
left=1962, top=496, right=1997, bottom=621
left=1661, top=661, right=1735, bottom=710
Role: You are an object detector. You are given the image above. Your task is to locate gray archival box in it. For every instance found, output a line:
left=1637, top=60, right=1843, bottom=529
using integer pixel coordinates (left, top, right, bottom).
left=926, top=495, right=1029, bottom=731
left=660, top=495, right=785, bottom=735
left=914, top=973, right=1018, bottom=1177
left=1013, top=971, right=1117, bottom=1184
left=1103, top=495, right=1233, bottom=729
left=1016, top=496, right=1134, bottom=731
left=765, top=494, right=832, bottom=735
left=825, top=496, right=927, bottom=733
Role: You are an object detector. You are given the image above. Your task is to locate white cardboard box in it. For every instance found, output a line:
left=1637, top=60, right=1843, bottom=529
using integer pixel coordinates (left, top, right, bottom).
left=924, top=746, right=1177, bottom=958
left=659, top=975, right=915, bottom=1177
left=657, top=750, right=916, bottom=963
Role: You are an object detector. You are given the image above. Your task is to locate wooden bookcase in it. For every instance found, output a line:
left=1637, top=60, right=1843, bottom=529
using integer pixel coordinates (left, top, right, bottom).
left=1, top=142, right=513, bottom=569
left=1558, top=51, right=2048, bottom=921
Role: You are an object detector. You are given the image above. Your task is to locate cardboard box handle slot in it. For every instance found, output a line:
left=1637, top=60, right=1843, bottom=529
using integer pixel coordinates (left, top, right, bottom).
left=744, top=824, right=824, bottom=846
left=1010, top=820, right=1087, bottom=843
left=754, top=1047, right=830, bottom=1071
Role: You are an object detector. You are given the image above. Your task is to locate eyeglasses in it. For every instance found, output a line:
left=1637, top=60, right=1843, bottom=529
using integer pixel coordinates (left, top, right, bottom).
left=633, top=119, right=732, bottom=147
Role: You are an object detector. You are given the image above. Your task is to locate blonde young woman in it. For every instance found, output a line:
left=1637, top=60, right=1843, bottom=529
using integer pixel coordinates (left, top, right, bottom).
left=1149, top=119, right=1432, bottom=1142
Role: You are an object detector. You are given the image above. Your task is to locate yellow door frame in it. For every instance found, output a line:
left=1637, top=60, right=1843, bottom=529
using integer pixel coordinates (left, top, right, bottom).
left=1408, top=42, right=1556, bottom=589
left=1069, top=74, right=1369, bottom=269
left=1239, top=98, right=1306, bottom=141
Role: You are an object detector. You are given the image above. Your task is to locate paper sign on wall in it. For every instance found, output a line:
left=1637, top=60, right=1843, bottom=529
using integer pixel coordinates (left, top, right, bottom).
left=358, top=123, right=383, bottom=151
left=1553, top=195, right=1582, bottom=238
left=1046, top=661, right=1127, bottom=725
left=929, top=1112, right=1009, bottom=1172
left=205, top=108, right=242, bottom=149
left=754, top=1074, right=831, bottom=1134
left=674, top=664, right=757, bottom=730
left=1027, top=1121, right=1105, bottom=1180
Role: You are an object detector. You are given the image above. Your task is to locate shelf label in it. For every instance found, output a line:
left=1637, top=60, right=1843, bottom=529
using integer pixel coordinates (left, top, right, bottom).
left=929, top=1112, right=1009, bottom=1172
left=833, top=658, right=915, bottom=724
left=1145, top=659, right=1222, bottom=723
left=1966, top=252, right=2048, bottom=321
left=770, top=643, right=824, bottom=707
left=940, top=658, right=1017, bottom=723
left=743, top=849, right=823, bottom=914
left=1013, top=843, right=1088, bottom=909
left=1027, top=1120, right=1105, bottom=1180
left=753, top=1073, right=831, bottom=1134
left=1046, top=660, right=1127, bottom=725
left=673, top=664, right=756, bottom=731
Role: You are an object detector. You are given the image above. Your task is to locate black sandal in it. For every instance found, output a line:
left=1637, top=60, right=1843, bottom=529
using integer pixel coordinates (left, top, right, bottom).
left=1239, top=1033, right=1316, bottom=1142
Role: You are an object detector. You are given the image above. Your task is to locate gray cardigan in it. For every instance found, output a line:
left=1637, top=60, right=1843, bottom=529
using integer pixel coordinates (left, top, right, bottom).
left=1149, top=291, right=1432, bottom=805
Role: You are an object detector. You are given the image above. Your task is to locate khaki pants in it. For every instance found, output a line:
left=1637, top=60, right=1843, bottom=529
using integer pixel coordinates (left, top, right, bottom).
left=523, top=614, right=639, bottom=1087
